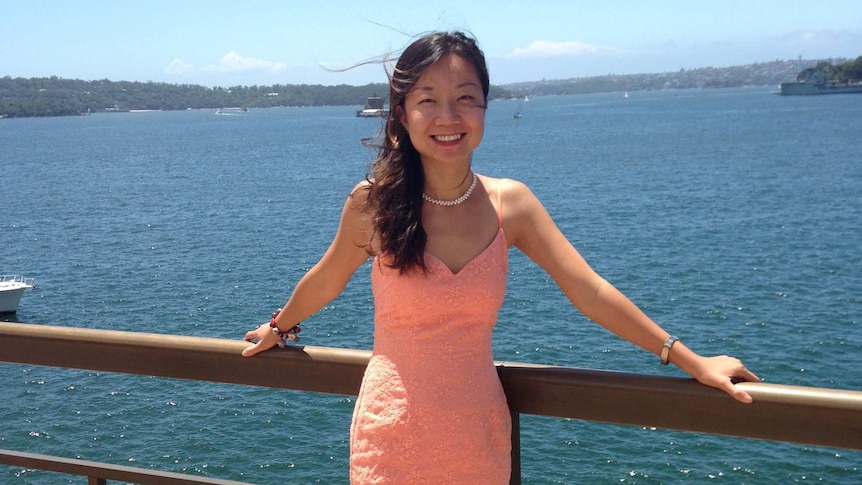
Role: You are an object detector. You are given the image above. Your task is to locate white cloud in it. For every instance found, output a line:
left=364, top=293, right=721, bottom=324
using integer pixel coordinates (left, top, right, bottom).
left=507, top=40, right=619, bottom=59
left=206, top=51, right=288, bottom=73
left=163, top=59, right=195, bottom=74
left=164, top=51, right=288, bottom=77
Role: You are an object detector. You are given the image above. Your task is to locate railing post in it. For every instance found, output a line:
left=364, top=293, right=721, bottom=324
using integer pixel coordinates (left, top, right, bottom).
left=510, top=410, right=521, bottom=485
left=87, top=477, right=106, bottom=485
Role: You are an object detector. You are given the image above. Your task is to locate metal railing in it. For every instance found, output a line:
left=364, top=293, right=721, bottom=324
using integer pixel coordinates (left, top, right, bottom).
left=1, top=322, right=860, bottom=484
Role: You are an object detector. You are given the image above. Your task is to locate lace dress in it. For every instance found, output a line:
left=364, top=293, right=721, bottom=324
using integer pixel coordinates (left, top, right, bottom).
left=349, top=218, right=511, bottom=484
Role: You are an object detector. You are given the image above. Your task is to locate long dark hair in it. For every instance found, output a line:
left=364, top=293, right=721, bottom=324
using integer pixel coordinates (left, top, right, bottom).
left=364, top=31, right=489, bottom=273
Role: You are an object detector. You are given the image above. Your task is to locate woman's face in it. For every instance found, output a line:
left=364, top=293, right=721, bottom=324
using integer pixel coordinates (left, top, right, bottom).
left=397, top=54, right=486, bottom=167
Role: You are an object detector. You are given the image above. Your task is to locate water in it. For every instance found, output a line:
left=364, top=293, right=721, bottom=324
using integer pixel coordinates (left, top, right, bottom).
left=2, top=87, right=861, bottom=483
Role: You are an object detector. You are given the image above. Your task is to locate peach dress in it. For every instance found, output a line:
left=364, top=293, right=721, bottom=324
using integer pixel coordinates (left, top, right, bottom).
left=349, top=198, right=511, bottom=484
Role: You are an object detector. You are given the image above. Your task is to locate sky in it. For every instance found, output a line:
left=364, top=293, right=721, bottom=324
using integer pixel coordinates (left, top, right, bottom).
left=3, top=1, right=861, bottom=87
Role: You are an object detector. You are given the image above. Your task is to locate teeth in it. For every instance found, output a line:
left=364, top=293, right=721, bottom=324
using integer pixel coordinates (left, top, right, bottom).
left=434, top=134, right=461, bottom=142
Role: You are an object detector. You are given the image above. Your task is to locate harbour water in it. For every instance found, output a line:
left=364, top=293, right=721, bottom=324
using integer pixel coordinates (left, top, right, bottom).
left=1, top=87, right=860, bottom=483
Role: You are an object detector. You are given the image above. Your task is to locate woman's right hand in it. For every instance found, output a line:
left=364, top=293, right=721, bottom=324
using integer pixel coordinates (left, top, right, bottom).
left=241, top=322, right=280, bottom=357
left=689, top=354, right=760, bottom=403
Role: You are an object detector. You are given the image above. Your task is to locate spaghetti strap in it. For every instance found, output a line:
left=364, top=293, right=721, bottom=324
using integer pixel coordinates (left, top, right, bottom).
left=496, top=179, right=503, bottom=229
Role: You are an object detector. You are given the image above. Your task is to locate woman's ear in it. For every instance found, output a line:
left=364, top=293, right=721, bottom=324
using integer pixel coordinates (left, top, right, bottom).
left=396, top=105, right=407, bottom=128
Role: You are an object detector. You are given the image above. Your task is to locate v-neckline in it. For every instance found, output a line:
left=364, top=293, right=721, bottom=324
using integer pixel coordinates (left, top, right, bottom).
left=424, top=229, right=504, bottom=275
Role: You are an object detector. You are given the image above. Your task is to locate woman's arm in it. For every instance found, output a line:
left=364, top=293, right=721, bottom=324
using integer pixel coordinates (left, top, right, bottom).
left=504, top=179, right=759, bottom=402
left=242, top=183, right=373, bottom=357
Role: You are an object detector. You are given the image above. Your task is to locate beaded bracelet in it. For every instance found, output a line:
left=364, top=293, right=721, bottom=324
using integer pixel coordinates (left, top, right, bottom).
left=269, top=309, right=301, bottom=348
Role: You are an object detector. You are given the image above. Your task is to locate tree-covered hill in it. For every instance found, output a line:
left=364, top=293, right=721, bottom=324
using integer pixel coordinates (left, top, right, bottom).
left=792, top=56, right=862, bottom=85
left=503, top=58, right=856, bottom=96
left=0, top=77, right=516, bottom=118
left=0, top=78, right=394, bottom=118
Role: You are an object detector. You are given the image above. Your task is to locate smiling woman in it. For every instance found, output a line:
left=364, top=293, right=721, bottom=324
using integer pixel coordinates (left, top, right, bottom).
left=239, top=31, right=759, bottom=485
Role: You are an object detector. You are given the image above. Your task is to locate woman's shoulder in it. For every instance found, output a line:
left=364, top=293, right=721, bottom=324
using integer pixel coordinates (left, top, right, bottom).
left=480, top=175, right=550, bottom=243
left=351, top=178, right=373, bottom=192
left=478, top=175, right=536, bottom=206
left=475, top=175, right=543, bottom=219
left=478, top=174, right=529, bottom=191
left=346, top=179, right=372, bottom=205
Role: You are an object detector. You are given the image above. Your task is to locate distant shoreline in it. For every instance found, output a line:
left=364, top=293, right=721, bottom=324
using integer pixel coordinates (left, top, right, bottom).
left=0, top=58, right=846, bottom=119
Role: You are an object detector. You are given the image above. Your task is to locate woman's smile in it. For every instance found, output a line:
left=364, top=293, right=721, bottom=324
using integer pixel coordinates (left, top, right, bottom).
left=433, top=133, right=464, bottom=143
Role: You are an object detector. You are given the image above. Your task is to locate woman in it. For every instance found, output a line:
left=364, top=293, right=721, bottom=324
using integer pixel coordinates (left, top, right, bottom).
left=242, top=31, right=760, bottom=484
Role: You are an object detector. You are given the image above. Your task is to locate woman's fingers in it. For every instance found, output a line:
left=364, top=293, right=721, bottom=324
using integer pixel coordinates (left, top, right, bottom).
left=242, top=323, right=273, bottom=357
left=736, top=366, right=761, bottom=383
left=243, top=328, right=259, bottom=342
left=721, top=379, right=754, bottom=403
left=242, top=340, right=268, bottom=357
left=699, top=355, right=760, bottom=404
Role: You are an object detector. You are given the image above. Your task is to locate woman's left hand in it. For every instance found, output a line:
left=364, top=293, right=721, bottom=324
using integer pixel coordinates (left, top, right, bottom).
left=692, top=355, right=761, bottom=403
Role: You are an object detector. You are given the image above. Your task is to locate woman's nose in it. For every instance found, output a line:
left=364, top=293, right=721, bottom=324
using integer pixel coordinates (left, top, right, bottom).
left=435, top=100, right=460, bottom=123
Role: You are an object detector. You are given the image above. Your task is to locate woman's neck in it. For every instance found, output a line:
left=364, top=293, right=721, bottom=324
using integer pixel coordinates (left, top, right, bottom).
left=422, top=163, right=473, bottom=200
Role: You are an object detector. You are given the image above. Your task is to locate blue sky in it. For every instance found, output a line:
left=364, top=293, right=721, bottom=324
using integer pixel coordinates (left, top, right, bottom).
left=3, top=1, right=861, bottom=87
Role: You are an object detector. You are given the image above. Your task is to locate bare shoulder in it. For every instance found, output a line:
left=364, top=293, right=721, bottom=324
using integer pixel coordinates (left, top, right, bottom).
left=348, top=179, right=371, bottom=201
left=478, top=175, right=533, bottom=200
left=339, top=180, right=375, bottom=245
left=347, top=179, right=371, bottom=210
left=492, top=177, right=555, bottom=247
left=499, top=177, right=536, bottom=200
left=493, top=177, right=543, bottom=217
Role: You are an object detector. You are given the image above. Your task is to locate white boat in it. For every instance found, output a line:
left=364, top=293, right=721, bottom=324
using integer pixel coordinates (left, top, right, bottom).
left=0, top=275, right=35, bottom=313
left=513, top=98, right=524, bottom=119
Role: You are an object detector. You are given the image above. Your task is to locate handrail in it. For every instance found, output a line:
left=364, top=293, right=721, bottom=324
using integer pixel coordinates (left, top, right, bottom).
left=0, top=449, right=249, bottom=485
left=1, top=322, right=861, bottom=483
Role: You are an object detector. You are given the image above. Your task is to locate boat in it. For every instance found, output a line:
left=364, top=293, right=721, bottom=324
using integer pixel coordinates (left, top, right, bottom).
left=356, top=95, right=389, bottom=118
left=215, top=107, right=247, bottom=115
left=779, top=63, right=862, bottom=95
left=513, top=97, right=525, bottom=119
left=0, top=275, right=35, bottom=313
left=779, top=81, right=862, bottom=95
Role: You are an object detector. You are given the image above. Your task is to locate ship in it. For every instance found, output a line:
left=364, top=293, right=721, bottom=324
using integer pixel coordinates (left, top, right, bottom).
left=779, top=62, right=862, bottom=95
left=779, top=81, right=862, bottom=95
left=356, top=95, right=389, bottom=118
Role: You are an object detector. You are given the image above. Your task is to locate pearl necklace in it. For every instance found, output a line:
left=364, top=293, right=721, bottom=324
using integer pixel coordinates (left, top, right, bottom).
left=422, top=172, right=478, bottom=206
